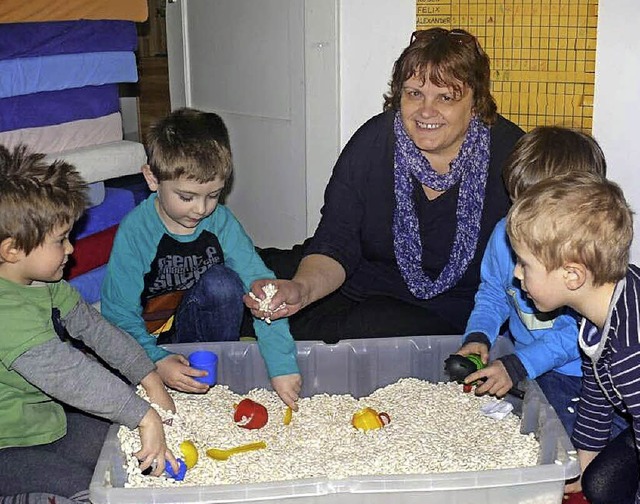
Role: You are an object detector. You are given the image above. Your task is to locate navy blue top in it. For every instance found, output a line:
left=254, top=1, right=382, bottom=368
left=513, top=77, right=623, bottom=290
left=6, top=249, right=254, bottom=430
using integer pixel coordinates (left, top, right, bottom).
left=573, top=265, right=640, bottom=453
left=305, top=109, right=524, bottom=332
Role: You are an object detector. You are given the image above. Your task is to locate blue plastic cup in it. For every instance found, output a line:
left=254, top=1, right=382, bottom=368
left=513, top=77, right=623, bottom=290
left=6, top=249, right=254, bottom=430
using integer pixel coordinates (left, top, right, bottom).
left=188, top=350, right=218, bottom=385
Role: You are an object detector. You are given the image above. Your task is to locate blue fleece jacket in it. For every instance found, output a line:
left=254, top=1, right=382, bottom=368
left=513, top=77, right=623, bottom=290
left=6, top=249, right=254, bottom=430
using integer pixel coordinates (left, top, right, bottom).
left=101, top=194, right=298, bottom=378
left=463, top=218, right=582, bottom=379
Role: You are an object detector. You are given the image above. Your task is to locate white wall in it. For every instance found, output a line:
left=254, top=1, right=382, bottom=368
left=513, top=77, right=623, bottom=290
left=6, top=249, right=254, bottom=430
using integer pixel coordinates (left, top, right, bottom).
left=593, top=0, right=640, bottom=262
left=299, top=0, right=416, bottom=238
left=166, top=0, right=309, bottom=248
left=339, top=1, right=416, bottom=146
left=304, top=0, right=339, bottom=237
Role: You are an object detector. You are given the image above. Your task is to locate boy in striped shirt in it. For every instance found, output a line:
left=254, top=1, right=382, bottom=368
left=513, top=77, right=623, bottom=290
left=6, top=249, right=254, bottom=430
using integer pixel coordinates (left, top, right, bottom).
left=506, top=171, right=638, bottom=504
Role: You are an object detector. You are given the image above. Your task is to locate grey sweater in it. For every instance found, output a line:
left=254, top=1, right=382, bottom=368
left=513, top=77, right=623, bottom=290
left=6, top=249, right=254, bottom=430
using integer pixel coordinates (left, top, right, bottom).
left=12, top=298, right=155, bottom=429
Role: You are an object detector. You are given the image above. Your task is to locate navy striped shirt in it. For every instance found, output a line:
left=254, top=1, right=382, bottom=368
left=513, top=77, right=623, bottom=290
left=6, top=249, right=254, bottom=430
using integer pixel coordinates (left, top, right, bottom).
left=572, top=265, right=640, bottom=465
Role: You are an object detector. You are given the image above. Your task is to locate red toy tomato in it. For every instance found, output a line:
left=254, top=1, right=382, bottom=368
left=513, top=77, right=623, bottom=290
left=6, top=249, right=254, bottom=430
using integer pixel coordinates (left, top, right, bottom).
left=234, top=398, right=269, bottom=429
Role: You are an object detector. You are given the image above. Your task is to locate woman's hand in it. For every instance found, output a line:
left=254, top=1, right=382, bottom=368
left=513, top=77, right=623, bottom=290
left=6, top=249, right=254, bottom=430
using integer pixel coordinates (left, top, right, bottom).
left=270, top=373, right=302, bottom=410
left=135, top=407, right=177, bottom=477
left=156, top=354, right=210, bottom=393
left=140, top=370, right=176, bottom=413
left=244, top=279, right=304, bottom=321
left=244, top=254, right=347, bottom=323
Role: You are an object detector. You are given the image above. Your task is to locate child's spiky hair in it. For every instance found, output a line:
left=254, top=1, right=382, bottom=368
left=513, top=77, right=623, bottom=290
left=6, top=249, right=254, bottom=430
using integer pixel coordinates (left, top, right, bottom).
left=0, top=144, right=88, bottom=254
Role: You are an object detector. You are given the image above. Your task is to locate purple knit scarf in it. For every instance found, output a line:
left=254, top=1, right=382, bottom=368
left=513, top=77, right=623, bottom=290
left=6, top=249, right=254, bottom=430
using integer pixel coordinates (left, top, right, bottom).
left=392, top=111, right=490, bottom=299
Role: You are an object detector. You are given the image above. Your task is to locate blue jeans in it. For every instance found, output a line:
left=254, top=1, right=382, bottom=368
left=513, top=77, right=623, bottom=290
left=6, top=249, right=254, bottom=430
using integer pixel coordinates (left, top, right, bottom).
left=171, top=264, right=244, bottom=343
left=536, top=370, right=630, bottom=439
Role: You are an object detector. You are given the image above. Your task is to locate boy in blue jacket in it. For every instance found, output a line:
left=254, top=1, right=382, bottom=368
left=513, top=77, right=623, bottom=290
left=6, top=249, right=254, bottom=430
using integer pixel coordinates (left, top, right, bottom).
left=457, top=126, right=607, bottom=436
left=101, top=108, right=301, bottom=408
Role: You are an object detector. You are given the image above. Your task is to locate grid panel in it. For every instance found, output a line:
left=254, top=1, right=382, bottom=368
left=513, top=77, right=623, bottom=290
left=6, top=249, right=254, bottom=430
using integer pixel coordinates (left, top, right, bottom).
left=416, top=0, right=597, bottom=132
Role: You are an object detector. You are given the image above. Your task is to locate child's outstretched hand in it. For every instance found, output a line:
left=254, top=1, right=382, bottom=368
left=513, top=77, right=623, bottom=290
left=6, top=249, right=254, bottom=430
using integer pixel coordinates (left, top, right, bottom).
left=270, top=373, right=302, bottom=411
left=156, top=354, right=210, bottom=394
left=456, top=341, right=490, bottom=365
left=465, top=360, right=513, bottom=398
left=135, top=407, right=178, bottom=477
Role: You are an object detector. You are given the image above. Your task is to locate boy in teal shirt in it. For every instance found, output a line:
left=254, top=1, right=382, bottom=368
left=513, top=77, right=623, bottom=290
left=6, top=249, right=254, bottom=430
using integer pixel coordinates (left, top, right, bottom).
left=101, top=108, right=301, bottom=408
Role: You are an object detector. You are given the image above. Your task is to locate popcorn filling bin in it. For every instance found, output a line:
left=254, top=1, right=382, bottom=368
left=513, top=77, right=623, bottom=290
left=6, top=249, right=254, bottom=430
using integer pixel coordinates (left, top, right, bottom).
left=90, top=335, right=580, bottom=504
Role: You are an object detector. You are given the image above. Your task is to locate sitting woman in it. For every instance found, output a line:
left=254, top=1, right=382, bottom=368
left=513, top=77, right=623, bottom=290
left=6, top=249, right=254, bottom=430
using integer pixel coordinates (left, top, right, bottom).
left=246, top=28, right=524, bottom=343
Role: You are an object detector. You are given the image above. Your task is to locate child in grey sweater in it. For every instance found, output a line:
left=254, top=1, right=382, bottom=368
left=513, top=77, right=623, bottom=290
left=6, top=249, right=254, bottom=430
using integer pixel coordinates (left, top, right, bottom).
left=0, top=144, right=177, bottom=500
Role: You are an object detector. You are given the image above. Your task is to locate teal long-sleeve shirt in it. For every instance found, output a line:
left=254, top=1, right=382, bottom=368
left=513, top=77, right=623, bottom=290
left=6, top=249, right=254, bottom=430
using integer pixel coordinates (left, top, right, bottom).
left=101, top=193, right=299, bottom=378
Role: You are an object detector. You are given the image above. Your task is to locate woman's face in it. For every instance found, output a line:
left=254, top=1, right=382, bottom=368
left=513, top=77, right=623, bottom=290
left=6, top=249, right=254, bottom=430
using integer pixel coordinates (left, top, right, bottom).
left=400, top=72, right=474, bottom=165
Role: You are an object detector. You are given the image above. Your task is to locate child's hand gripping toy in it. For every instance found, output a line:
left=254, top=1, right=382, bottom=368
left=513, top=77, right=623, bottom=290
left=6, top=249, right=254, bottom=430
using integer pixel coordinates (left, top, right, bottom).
left=164, top=458, right=188, bottom=480
left=143, top=439, right=198, bottom=481
left=444, top=354, right=486, bottom=385
left=444, top=354, right=525, bottom=399
left=142, top=457, right=188, bottom=480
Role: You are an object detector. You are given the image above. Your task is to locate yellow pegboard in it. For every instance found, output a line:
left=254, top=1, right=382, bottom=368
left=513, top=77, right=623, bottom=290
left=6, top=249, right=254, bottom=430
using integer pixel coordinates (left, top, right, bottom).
left=416, top=0, right=598, bottom=132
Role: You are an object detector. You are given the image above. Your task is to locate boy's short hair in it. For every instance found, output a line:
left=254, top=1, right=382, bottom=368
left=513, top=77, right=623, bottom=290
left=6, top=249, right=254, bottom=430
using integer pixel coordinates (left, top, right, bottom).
left=0, top=144, right=88, bottom=255
left=145, top=107, right=233, bottom=183
left=503, top=126, right=607, bottom=200
left=507, top=172, right=633, bottom=285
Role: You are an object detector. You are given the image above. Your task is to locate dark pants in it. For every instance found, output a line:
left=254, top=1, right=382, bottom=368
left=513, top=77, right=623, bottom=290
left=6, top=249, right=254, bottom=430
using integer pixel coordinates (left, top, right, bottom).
left=161, top=264, right=245, bottom=344
left=536, top=371, right=630, bottom=440
left=536, top=371, right=582, bottom=437
left=582, top=426, right=639, bottom=504
left=0, top=409, right=110, bottom=499
left=257, top=243, right=459, bottom=343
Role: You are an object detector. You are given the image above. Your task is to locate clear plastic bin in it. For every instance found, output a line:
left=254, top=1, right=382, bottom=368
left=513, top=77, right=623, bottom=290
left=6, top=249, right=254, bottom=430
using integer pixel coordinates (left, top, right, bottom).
left=90, top=335, right=579, bottom=504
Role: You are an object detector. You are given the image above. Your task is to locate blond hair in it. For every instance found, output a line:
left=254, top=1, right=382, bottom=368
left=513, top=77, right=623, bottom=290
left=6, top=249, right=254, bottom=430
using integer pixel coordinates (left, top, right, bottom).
left=503, top=126, right=606, bottom=201
left=145, top=107, right=232, bottom=183
left=0, top=144, right=88, bottom=255
left=507, top=172, right=633, bottom=285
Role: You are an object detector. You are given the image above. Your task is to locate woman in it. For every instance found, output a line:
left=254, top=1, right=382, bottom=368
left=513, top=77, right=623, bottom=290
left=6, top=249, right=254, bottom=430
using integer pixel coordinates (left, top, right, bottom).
left=245, top=28, right=524, bottom=343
